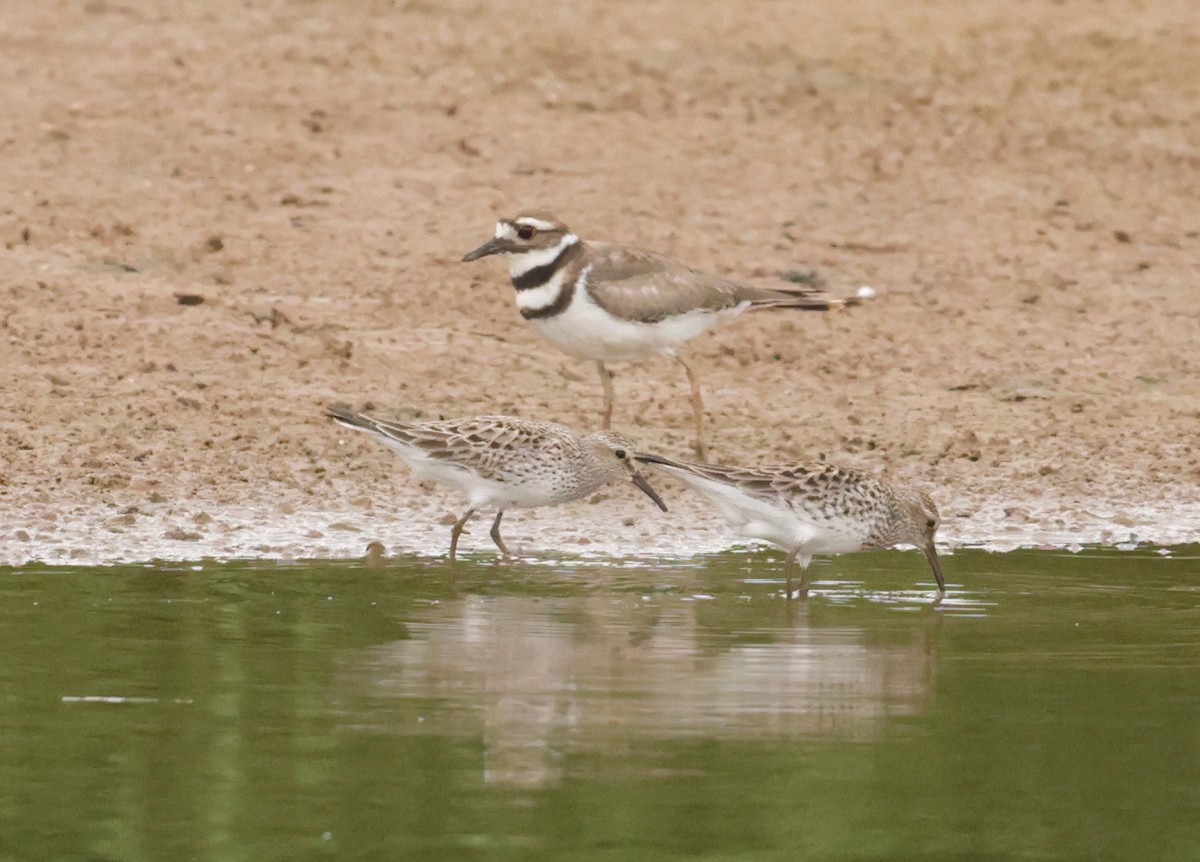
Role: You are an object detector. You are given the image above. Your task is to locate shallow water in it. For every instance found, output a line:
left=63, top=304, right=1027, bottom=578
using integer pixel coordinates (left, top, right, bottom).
left=2, top=546, right=1198, bottom=861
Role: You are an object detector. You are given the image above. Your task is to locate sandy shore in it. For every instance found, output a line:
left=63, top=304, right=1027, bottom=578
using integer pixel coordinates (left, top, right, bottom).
left=3, top=1, right=1198, bottom=566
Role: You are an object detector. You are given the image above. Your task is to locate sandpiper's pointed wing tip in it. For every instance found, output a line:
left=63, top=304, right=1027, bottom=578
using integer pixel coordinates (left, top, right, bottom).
left=325, top=402, right=360, bottom=421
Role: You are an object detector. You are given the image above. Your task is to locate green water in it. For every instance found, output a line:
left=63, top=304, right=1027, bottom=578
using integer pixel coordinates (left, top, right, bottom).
left=2, top=547, right=1198, bottom=862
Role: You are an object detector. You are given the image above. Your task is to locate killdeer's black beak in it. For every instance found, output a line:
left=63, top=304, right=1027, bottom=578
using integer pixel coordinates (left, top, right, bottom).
left=630, top=470, right=668, bottom=512
left=923, top=543, right=946, bottom=596
left=462, top=237, right=508, bottom=262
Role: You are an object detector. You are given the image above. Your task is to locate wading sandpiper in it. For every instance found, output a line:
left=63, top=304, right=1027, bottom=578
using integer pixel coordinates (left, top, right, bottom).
left=327, top=405, right=667, bottom=560
left=636, top=451, right=945, bottom=601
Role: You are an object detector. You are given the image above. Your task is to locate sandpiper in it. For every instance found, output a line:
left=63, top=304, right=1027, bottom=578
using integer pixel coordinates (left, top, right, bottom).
left=326, top=405, right=667, bottom=560
left=462, top=211, right=862, bottom=461
left=636, top=452, right=945, bottom=601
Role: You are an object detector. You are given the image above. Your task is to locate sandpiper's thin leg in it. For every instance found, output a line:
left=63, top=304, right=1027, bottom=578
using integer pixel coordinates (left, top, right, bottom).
left=674, top=353, right=708, bottom=461
left=449, top=507, right=477, bottom=562
left=489, top=510, right=512, bottom=559
left=784, top=548, right=809, bottom=600
left=596, top=360, right=615, bottom=429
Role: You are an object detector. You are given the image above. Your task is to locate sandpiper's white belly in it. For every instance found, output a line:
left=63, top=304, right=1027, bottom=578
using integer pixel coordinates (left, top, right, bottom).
left=666, top=468, right=872, bottom=555
left=378, top=439, right=566, bottom=510
left=529, top=287, right=747, bottom=363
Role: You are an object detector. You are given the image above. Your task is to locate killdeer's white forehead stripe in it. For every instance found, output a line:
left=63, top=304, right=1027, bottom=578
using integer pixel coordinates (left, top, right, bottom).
left=494, top=221, right=518, bottom=240
left=513, top=216, right=559, bottom=232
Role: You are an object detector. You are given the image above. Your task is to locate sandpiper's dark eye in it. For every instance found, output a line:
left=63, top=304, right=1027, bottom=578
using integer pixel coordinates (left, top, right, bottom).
left=614, top=449, right=626, bottom=459
left=926, top=519, right=936, bottom=529
left=517, top=225, right=535, bottom=240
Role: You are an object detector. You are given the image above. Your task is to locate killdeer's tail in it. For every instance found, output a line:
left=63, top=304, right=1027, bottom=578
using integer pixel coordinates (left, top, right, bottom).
left=757, top=286, right=874, bottom=312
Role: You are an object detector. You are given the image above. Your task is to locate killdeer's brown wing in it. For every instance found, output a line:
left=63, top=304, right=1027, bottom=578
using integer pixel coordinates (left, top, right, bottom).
left=584, top=243, right=846, bottom=324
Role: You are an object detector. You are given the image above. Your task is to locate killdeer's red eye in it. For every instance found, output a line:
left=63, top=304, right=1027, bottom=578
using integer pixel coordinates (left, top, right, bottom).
left=517, top=225, right=535, bottom=240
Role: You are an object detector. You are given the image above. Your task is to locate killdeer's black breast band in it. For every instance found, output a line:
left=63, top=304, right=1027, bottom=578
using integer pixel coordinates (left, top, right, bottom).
left=520, top=280, right=574, bottom=320
left=512, top=260, right=563, bottom=291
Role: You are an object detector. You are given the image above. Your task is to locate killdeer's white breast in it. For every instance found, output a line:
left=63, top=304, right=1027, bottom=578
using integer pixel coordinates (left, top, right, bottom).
left=462, top=210, right=865, bottom=459
left=516, top=261, right=746, bottom=363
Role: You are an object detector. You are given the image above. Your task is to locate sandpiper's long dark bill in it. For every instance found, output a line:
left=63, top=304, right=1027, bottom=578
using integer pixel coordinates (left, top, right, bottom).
left=635, top=451, right=946, bottom=600
left=463, top=211, right=867, bottom=460
left=326, top=404, right=666, bottom=560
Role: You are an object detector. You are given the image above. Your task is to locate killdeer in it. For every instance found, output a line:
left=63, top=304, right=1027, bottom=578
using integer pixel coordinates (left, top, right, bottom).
left=326, top=405, right=667, bottom=560
left=636, top=451, right=945, bottom=602
left=463, top=211, right=862, bottom=461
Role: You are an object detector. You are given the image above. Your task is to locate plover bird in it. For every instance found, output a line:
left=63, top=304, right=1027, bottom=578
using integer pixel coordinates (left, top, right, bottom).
left=462, top=211, right=861, bottom=461
left=326, top=405, right=667, bottom=560
left=636, top=452, right=945, bottom=601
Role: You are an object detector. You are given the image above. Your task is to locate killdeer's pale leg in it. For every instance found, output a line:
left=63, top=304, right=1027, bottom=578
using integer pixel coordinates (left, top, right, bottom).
left=489, top=511, right=513, bottom=558
left=463, top=212, right=864, bottom=461
left=635, top=451, right=946, bottom=602
left=672, top=352, right=708, bottom=460
left=326, top=405, right=668, bottom=560
left=595, top=361, right=615, bottom=430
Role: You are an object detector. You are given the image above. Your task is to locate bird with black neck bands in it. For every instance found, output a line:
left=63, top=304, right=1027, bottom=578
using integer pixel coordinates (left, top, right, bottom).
left=463, top=211, right=863, bottom=461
